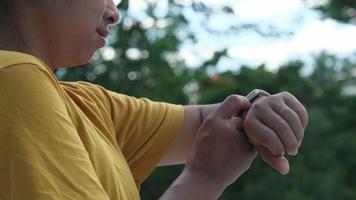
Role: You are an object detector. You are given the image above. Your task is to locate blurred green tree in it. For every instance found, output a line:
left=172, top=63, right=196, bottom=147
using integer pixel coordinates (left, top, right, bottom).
left=307, top=0, right=356, bottom=24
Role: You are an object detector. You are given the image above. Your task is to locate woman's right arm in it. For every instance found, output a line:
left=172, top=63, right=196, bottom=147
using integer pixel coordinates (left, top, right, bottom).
left=160, top=95, right=256, bottom=200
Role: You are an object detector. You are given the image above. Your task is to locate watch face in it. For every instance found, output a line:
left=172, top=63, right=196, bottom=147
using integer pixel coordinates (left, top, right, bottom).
left=246, top=89, right=271, bottom=103
left=246, top=90, right=260, bottom=102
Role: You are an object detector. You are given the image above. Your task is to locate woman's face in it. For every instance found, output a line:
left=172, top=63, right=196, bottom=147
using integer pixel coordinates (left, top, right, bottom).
left=22, top=0, right=119, bottom=67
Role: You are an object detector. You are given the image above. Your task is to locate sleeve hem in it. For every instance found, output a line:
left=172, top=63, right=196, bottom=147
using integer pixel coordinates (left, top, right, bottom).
left=134, top=104, right=185, bottom=185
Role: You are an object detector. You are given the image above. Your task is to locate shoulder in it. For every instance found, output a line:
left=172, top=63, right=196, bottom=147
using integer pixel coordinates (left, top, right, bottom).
left=59, top=81, right=150, bottom=108
left=60, top=81, right=108, bottom=96
left=59, top=81, right=112, bottom=108
left=0, top=61, right=65, bottom=116
left=0, top=50, right=49, bottom=70
left=0, top=50, right=57, bottom=85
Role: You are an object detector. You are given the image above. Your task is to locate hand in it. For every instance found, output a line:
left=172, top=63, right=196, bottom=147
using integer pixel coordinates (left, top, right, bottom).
left=243, top=92, right=308, bottom=175
left=186, top=95, right=256, bottom=188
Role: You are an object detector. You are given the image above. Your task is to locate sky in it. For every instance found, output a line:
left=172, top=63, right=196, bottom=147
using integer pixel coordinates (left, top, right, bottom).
left=182, top=0, right=356, bottom=72
left=108, top=0, right=356, bottom=73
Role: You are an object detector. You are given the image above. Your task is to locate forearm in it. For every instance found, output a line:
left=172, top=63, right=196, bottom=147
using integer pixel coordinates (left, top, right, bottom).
left=159, top=166, right=225, bottom=200
left=159, top=103, right=221, bottom=166
left=181, top=103, right=220, bottom=133
left=198, top=103, right=220, bottom=122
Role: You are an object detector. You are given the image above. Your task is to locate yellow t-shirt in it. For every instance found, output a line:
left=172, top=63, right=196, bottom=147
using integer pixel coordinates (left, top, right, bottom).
left=0, top=50, right=184, bottom=200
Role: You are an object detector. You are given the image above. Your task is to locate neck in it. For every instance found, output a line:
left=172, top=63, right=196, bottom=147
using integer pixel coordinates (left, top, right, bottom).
left=0, top=28, right=56, bottom=72
left=0, top=4, right=55, bottom=71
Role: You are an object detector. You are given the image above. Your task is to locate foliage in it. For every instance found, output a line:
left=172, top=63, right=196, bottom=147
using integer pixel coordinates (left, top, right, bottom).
left=308, top=0, right=356, bottom=24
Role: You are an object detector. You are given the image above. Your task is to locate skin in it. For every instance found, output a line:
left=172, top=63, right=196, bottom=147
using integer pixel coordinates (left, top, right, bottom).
left=0, top=0, right=119, bottom=69
left=0, top=0, right=308, bottom=199
left=161, top=92, right=308, bottom=175
left=160, top=96, right=256, bottom=200
left=160, top=93, right=308, bottom=199
left=243, top=92, right=308, bottom=174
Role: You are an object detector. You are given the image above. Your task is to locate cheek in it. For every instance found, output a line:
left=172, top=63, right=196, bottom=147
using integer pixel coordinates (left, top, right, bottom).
left=58, top=16, right=98, bottom=45
left=56, top=1, right=106, bottom=60
left=73, top=32, right=104, bottom=63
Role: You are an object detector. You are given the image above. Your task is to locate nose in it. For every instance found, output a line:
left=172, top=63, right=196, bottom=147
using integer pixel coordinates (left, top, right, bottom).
left=104, top=2, right=120, bottom=25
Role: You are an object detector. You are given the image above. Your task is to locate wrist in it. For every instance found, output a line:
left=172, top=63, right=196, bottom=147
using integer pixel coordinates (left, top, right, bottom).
left=199, top=104, right=220, bottom=122
left=182, top=165, right=226, bottom=198
left=160, top=165, right=226, bottom=200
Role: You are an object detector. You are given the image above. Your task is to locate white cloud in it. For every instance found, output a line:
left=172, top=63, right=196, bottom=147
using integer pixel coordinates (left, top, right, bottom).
left=124, top=0, right=356, bottom=71
left=233, top=0, right=304, bottom=22
left=227, top=17, right=356, bottom=70
left=205, top=0, right=356, bottom=71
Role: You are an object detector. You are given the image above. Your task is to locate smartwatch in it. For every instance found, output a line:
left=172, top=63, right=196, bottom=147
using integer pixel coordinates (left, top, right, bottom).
left=238, top=89, right=271, bottom=136
left=246, top=89, right=271, bottom=103
left=237, top=89, right=271, bottom=119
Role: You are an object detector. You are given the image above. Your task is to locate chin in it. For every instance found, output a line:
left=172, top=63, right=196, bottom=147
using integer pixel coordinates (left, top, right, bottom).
left=58, top=55, right=90, bottom=68
left=71, top=50, right=97, bottom=67
left=58, top=43, right=99, bottom=67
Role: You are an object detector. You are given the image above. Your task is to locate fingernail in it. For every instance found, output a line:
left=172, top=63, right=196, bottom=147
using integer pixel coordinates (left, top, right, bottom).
left=278, top=166, right=289, bottom=175
left=279, top=169, right=289, bottom=175
left=289, top=149, right=298, bottom=156
left=279, top=157, right=290, bottom=175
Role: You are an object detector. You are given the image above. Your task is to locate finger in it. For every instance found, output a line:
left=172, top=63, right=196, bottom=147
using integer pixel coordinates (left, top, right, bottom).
left=256, top=107, right=299, bottom=156
left=271, top=103, right=304, bottom=145
left=281, top=92, right=308, bottom=129
left=230, top=117, right=254, bottom=147
left=213, top=95, right=250, bottom=119
left=230, top=117, right=244, bottom=131
left=256, top=145, right=290, bottom=175
left=243, top=117, right=285, bottom=156
left=234, top=128, right=257, bottom=153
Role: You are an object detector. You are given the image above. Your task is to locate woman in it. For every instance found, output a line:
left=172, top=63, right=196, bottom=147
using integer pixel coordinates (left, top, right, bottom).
left=0, top=0, right=308, bottom=199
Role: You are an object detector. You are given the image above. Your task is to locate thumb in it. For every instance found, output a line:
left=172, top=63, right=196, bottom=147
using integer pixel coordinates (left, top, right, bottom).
left=213, top=95, right=250, bottom=119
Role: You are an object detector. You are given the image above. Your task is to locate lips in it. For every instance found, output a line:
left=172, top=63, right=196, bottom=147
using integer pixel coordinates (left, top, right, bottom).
left=97, top=28, right=109, bottom=38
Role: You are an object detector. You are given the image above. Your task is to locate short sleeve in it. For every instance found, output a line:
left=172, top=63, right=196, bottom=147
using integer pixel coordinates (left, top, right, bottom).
left=104, top=91, right=184, bottom=185
left=0, top=64, right=109, bottom=199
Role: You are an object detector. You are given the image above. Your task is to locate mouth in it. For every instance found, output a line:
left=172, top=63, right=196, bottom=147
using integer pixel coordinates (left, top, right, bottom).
left=96, top=28, right=109, bottom=38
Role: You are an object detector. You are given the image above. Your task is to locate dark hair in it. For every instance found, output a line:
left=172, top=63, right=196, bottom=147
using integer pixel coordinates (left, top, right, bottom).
left=0, top=0, right=13, bottom=27
left=0, top=1, right=8, bottom=17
